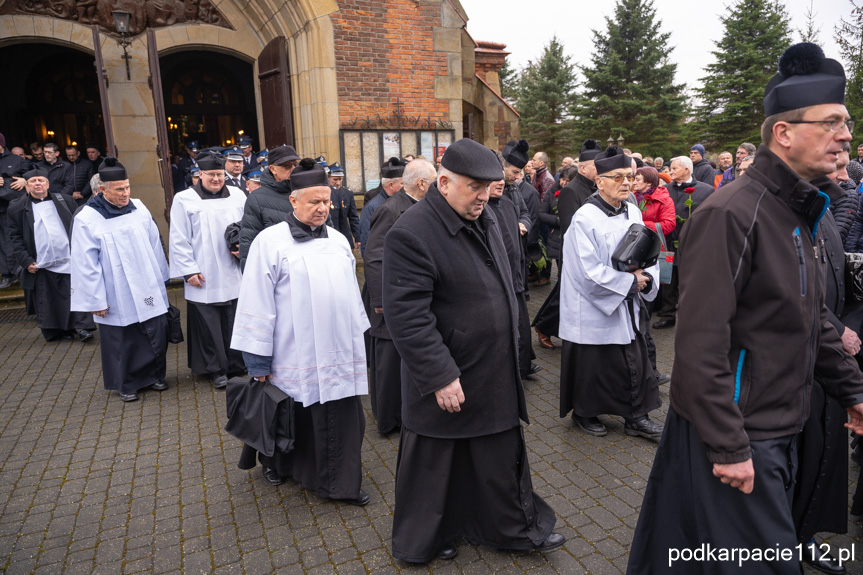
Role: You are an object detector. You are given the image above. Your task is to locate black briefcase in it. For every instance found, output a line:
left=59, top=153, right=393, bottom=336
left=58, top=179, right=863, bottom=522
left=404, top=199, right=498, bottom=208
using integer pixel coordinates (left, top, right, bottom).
left=166, top=304, right=184, bottom=344
left=225, top=377, right=295, bottom=457
left=612, top=223, right=661, bottom=272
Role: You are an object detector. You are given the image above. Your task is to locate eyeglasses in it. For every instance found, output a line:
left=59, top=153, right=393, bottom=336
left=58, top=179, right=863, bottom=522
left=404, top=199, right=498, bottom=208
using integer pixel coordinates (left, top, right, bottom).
left=599, top=174, right=636, bottom=183
left=786, top=118, right=854, bottom=134
left=201, top=171, right=224, bottom=178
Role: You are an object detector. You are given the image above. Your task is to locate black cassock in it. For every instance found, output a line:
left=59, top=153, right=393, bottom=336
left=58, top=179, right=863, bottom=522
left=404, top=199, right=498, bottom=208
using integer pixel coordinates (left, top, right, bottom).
left=99, top=313, right=168, bottom=395
left=29, top=269, right=94, bottom=340
left=186, top=300, right=245, bottom=378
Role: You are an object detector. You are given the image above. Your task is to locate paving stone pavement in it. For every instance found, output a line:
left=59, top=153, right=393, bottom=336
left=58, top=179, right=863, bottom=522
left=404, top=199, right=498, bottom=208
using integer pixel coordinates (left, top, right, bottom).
left=0, top=269, right=862, bottom=574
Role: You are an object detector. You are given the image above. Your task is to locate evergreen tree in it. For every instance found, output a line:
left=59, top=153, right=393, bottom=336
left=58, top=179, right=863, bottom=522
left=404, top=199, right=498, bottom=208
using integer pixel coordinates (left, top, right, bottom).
left=514, top=36, right=578, bottom=167
left=834, top=0, right=863, bottom=126
left=798, top=0, right=821, bottom=44
left=692, top=0, right=791, bottom=150
left=498, top=57, right=518, bottom=103
left=572, top=0, right=686, bottom=158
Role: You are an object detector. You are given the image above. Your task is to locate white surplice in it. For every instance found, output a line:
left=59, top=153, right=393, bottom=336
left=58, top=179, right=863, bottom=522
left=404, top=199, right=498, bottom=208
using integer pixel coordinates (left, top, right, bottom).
left=70, top=199, right=170, bottom=326
left=169, top=186, right=246, bottom=304
left=32, top=200, right=71, bottom=274
left=559, top=201, right=659, bottom=345
left=231, top=222, right=370, bottom=407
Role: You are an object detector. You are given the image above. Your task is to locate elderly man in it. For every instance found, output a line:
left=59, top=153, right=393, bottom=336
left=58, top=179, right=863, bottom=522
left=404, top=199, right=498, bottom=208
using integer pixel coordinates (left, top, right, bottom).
left=559, top=147, right=662, bottom=439
left=383, top=139, right=563, bottom=563
left=553, top=156, right=574, bottom=185
left=231, top=158, right=370, bottom=502
left=531, top=151, right=555, bottom=203
left=244, top=169, right=262, bottom=194
left=170, top=152, right=246, bottom=390
left=85, top=144, right=103, bottom=166
left=629, top=42, right=863, bottom=574
left=689, top=144, right=715, bottom=185
left=11, top=147, right=27, bottom=159
left=327, top=163, right=360, bottom=248
left=238, top=144, right=299, bottom=270
left=71, top=158, right=171, bottom=402
left=652, top=156, right=714, bottom=329
left=36, top=143, right=73, bottom=197
left=8, top=168, right=95, bottom=342
left=364, top=159, right=436, bottom=435
left=0, top=133, right=30, bottom=289
left=359, top=157, right=405, bottom=257
left=65, top=145, right=94, bottom=206
left=717, top=142, right=758, bottom=189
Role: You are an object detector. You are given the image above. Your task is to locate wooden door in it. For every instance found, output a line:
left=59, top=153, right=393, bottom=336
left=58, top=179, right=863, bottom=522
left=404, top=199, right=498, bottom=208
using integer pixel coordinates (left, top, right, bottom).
left=258, top=37, right=294, bottom=148
left=146, top=28, right=174, bottom=221
left=91, top=26, right=116, bottom=158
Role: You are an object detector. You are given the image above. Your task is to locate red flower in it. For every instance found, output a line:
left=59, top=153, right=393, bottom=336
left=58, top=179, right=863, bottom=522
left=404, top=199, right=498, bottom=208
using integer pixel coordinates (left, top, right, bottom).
left=684, top=187, right=696, bottom=194
left=554, top=190, right=560, bottom=198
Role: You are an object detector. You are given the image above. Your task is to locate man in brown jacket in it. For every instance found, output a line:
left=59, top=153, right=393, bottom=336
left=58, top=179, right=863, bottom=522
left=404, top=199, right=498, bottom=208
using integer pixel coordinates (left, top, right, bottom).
left=628, top=42, right=863, bottom=574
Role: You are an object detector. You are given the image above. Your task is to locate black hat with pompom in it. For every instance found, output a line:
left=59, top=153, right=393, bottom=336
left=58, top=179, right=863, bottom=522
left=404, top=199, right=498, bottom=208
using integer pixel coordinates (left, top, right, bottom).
left=380, top=157, right=406, bottom=179
left=290, top=158, right=330, bottom=191
left=195, top=152, right=225, bottom=171
left=98, top=157, right=127, bottom=182
left=502, top=139, right=530, bottom=169
left=764, top=43, right=846, bottom=116
left=594, top=146, right=632, bottom=175
left=578, top=139, right=602, bottom=162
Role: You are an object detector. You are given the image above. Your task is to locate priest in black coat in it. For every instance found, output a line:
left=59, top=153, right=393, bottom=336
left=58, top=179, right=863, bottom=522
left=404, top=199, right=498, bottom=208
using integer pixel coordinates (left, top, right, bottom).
left=8, top=168, right=95, bottom=341
left=382, top=139, right=564, bottom=563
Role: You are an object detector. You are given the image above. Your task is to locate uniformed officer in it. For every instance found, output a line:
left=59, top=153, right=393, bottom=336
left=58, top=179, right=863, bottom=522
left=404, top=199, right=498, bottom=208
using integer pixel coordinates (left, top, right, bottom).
left=244, top=169, right=262, bottom=194
left=178, top=141, right=200, bottom=186
left=239, top=138, right=257, bottom=171
left=328, top=162, right=360, bottom=248
left=223, top=146, right=246, bottom=192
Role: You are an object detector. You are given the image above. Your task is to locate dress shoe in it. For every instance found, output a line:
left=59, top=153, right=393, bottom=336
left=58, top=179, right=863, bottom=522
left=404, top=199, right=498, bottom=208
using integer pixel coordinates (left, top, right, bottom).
left=652, top=318, right=676, bottom=329
left=118, top=391, right=139, bottom=402
left=624, top=416, right=664, bottom=440
left=572, top=414, right=607, bottom=437
left=436, top=542, right=458, bottom=560
left=76, top=329, right=94, bottom=342
left=536, top=532, right=566, bottom=552
left=536, top=328, right=555, bottom=349
left=535, top=277, right=551, bottom=286
left=522, top=364, right=541, bottom=378
left=802, top=541, right=846, bottom=574
left=261, top=465, right=284, bottom=486
left=150, top=380, right=168, bottom=391
left=212, top=374, right=228, bottom=389
left=0, top=277, right=12, bottom=289
left=342, top=489, right=370, bottom=506
left=654, top=372, right=671, bottom=384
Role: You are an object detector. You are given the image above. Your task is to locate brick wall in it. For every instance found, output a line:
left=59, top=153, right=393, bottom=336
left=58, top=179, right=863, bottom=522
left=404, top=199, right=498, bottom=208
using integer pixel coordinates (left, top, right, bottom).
left=332, top=0, right=451, bottom=123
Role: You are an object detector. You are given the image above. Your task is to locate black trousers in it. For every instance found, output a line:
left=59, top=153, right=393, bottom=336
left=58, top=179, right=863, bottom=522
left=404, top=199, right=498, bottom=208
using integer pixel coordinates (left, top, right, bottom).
left=186, top=300, right=245, bottom=377
left=655, top=266, right=679, bottom=320
left=368, top=337, right=402, bottom=434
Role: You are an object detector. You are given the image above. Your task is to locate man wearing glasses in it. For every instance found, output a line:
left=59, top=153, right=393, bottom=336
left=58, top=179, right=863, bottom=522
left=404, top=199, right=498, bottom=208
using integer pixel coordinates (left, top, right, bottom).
left=629, top=43, right=863, bottom=574
left=170, top=152, right=247, bottom=389
left=238, top=144, right=299, bottom=270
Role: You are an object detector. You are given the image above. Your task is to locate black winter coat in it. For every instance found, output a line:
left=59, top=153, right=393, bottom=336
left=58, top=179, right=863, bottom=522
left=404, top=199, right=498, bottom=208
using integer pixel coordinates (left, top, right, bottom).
left=518, top=181, right=540, bottom=247
left=665, top=179, right=714, bottom=255
left=0, top=151, right=30, bottom=213
left=487, top=195, right=525, bottom=293
left=844, top=193, right=863, bottom=253
left=67, top=158, right=95, bottom=203
left=7, top=192, right=77, bottom=290
left=36, top=160, right=73, bottom=196
left=238, top=169, right=293, bottom=270
left=538, top=188, right=561, bottom=260
left=382, top=183, right=528, bottom=438
left=828, top=180, right=858, bottom=243
left=692, top=158, right=715, bottom=185
left=557, top=172, right=597, bottom=255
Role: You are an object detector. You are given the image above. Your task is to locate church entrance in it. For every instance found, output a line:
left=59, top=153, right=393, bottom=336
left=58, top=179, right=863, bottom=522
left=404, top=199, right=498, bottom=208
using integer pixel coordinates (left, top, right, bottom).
left=0, top=42, right=105, bottom=154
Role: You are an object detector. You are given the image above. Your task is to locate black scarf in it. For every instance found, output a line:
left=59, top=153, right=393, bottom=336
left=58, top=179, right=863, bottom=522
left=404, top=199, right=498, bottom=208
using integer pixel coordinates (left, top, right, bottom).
left=287, top=213, right=328, bottom=243
left=88, top=193, right=137, bottom=219
left=586, top=193, right=629, bottom=218
left=193, top=181, right=229, bottom=200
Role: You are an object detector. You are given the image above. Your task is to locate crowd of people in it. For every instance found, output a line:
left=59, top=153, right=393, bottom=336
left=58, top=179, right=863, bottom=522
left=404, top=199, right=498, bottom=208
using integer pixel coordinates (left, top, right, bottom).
left=2, top=40, right=863, bottom=571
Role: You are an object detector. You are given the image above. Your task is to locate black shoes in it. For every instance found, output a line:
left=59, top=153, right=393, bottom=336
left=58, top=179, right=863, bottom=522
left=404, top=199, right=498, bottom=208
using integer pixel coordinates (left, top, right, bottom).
left=655, top=372, right=671, bottom=384
left=436, top=543, right=458, bottom=560
left=118, top=391, right=139, bottom=402
left=652, top=318, right=676, bottom=329
left=212, top=374, right=228, bottom=389
left=76, top=329, right=94, bottom=342
left=261, top=465, right=284, bottom=486
left=150, top=380, right=168, bottom=391
left=572, top=414, right=608, bottom=437
left=522, top=364, right=542, bottom=378
left=536, top=532, right=566, bottom=552
left=802, top=541, right=846, bottom=574
left=0, top=277, right=12, bottom=289
left=624, top=416, right=664, bottom=440
left=342, top=489, right=371, bottom=507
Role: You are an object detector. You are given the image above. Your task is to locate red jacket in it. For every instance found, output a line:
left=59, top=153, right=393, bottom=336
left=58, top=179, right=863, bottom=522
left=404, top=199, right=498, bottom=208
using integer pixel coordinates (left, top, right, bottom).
left=533, top=167, right=554, bottom=202
left=640, top=186, right=677, bottom=236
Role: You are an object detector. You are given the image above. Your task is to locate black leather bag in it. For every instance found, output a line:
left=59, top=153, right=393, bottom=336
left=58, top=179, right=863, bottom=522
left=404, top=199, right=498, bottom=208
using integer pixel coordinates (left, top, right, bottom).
left=225, top=377, right=295, bottom=457
left=166, top=304, right=184, bottom=344
left=612, top=223, right=661, bottom=272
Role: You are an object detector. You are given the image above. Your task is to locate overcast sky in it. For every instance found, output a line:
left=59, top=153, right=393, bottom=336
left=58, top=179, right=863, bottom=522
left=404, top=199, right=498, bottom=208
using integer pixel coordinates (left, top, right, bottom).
left=458, top=0, right=851, bottom=94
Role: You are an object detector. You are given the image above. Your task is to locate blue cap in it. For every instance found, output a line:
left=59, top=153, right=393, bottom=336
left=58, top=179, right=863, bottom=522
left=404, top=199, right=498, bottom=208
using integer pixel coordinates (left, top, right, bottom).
left=328, top=162, right=345, bottom=177
left=238, top=138, right=253, bottom=148
left=257, top=149, right=268, bottom=159
left=186, top=140, right=199, bottom=151
left=259, top=160, right=269, bottom=169
left=690, top=144, right=706, bottom=157
left=190, top=167, right=200, bottom=176
left=246, top=170, right=262, bottom=182
left=224, top=146, right=244, bottom=161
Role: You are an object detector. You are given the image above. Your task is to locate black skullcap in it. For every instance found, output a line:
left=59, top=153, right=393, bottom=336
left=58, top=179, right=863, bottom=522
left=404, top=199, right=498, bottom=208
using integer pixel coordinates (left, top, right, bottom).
left=579, top=139, right=603, bottom=162
left=85, top=142, right=100, bottom=151
left=23, top=168, right=49, bottom=180
left=441, top=139, right=504, bottom=182
left=268, top=145, right=300, bottom=166
left=98, top=157, right=127, bottom=182
left=764, top=43, right=846, bottom=116
left=195, top=152, right=224, bottom=171
left=380, top=157, right=406, bottom=178
left=594, top=146, right=632, bottom=175
left=290, top=158, right=330, bottom=190
left=501, top=139, right=530, bottom=169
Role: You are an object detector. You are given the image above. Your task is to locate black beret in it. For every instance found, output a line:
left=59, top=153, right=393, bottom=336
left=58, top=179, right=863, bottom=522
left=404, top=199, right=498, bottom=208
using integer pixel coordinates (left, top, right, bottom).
left=594, top=146, right=632, bottom=175
left=98, top=157, right=127, bottom=182
left=579, top=139, right=603, bottom=162
left=501, top=139, right=530, bottom=169
left=380, top=157, right=406, bottom=178
left=441, top=139, right=504, bottom=182
left=23, top=168, right=49, bottom=180
left=195, top=152, right=224, bottom=171
left=764, top=43, right=846, bottom=116
left=268, top=145, right=300, bottom=166
left=290, top=158, right=330, bottom=190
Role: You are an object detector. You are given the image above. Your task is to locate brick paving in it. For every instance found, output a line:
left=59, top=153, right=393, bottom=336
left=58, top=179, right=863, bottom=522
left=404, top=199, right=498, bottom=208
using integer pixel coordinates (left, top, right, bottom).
left=0, top=271, right=861, bottom=574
